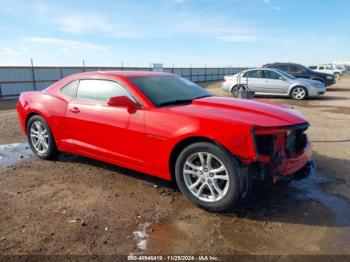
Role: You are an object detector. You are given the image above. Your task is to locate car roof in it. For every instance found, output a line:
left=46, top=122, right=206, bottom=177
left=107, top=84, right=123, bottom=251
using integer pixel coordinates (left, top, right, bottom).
left=243, top=68, right=278, bottom=72
left=68, top=70, right=175, bottom=79
left=269, top=62, right=299, bottom=65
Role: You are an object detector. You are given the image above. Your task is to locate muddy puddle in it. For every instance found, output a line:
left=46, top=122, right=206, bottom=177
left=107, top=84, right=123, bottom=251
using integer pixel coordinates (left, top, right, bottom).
left=0, top=142, right=33, bottom=167
left=130, top=164, right=350, bottom=254
left=289, top=165, right=350, bottom=227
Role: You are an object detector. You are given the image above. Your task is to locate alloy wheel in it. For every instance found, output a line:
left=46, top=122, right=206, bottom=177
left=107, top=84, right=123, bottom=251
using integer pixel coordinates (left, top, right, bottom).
left=232, top=85, right=245, bottom=97
left=183, top=152, right=230, bottom=202
left=292, top=87, right=306, bottom=100
left=30, top=121, right=49, bottom=154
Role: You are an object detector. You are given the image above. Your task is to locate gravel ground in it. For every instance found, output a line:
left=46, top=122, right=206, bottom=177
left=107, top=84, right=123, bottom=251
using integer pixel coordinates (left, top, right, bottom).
left=0, top=76, right=350, bottom=255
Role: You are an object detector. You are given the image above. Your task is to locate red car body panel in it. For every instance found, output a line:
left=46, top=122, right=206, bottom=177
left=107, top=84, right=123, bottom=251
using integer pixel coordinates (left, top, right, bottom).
left=17, top=71, right=312, bottom=181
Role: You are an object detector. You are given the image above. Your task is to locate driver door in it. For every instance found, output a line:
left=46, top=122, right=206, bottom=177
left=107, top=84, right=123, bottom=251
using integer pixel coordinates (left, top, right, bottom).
left=66, top=79, right=145, bottom=165
left=261, top=70, right=290, bottom=94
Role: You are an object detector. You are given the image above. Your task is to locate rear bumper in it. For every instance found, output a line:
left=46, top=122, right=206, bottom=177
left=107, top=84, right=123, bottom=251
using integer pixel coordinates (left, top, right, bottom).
left=16, top=95, right=27, bottom=136
left=222, top=81, right=233, bottom=93
left=277, top=140, right=312, bottom=176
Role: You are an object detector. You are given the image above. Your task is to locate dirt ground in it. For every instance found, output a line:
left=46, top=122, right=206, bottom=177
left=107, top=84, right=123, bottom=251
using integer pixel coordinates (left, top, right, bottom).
left=1, top=75, right=350, bottom=256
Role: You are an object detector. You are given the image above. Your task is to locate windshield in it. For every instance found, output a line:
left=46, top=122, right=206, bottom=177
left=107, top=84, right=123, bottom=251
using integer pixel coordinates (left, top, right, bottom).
left=276, top=69, right=296, bottom=79
left=297, top=64, right=312, bottom=72
left=129, top=76, right=212, bottom=107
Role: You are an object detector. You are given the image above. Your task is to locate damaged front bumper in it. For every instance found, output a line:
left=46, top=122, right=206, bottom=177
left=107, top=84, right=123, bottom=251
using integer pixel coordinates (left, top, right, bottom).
left=276, top=139, right=312, bottom=176
left=250, top=123, right=312, bottom=181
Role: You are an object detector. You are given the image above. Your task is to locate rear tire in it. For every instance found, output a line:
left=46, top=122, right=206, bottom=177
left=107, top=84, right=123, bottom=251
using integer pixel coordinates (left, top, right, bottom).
left=175, top=142, right=241, bottom=212
left=27, top=115, right=57, bottom=160
left=231, top=85, right=246, bottom=98
left=290, top=86, right=308, bottom=100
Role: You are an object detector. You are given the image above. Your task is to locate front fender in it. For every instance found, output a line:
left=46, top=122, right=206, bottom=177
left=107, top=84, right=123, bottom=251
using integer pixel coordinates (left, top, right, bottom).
left=168, top=119, right=256, bottom=165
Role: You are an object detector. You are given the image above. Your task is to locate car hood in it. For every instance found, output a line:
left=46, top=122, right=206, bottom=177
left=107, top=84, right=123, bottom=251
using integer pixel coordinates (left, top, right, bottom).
left=169, top=97, right=307, bottom=127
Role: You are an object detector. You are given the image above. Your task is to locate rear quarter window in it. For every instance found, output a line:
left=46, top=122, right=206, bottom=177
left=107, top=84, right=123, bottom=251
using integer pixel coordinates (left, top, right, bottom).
left=60, top=80, right=79, bottom=98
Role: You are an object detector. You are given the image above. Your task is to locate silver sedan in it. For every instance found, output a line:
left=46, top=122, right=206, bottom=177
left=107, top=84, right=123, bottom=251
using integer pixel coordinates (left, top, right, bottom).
left=222, top=68, right=326, bottom=100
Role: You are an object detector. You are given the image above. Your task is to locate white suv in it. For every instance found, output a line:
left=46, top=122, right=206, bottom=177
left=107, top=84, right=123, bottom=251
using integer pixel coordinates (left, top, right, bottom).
left=309, top=65, right=341, bottom=79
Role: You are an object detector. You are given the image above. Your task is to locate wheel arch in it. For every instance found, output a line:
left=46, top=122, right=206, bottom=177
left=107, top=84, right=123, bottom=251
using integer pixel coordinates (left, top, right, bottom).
left=230, top=84, right=246, bottom=93
left=311, top=77, right=325, bottom=85
left=25, top=112, right=42, bottom=132
left=25, top=111, right=56, bottom=141
left=168, top=136, right=239, bottom=182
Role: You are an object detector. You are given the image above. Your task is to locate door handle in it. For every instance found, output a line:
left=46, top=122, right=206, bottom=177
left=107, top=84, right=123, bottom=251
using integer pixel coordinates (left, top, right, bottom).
left=70, top=107, right=80, bottom=113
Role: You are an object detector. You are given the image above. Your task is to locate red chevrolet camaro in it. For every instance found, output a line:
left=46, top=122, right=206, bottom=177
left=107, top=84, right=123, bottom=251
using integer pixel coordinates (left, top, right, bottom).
left=17, top=71, right=312, bottom=211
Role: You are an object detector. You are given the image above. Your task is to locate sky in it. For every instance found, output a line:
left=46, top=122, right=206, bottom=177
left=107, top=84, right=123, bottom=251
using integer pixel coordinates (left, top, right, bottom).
left=0, top=0, right=349, bottom=67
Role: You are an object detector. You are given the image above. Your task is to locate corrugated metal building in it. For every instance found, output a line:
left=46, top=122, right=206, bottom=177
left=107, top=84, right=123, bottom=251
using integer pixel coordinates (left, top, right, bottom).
left=0, top=66, right=246, bottom=99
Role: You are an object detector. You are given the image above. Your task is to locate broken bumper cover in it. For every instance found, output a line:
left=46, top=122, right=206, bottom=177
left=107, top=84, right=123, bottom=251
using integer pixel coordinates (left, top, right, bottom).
left=277, top=140, right=312, bottom=176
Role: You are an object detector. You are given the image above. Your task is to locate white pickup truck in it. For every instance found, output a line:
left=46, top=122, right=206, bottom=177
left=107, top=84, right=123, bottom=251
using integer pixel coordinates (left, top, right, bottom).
left=309, top=65, right=342, bottom=79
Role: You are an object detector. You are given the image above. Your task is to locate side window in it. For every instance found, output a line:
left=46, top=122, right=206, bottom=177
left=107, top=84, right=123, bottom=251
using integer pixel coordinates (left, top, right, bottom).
left=76, top=79, right=135, bottom=103
left=309, top=66, right=317, bottom=70
left=243, top=71, right=256, bottom=78
left=289, top=65, right=304, bottom=74
left=263, top=70, right=281, bottom=80
left=319, top=66, right=325, bottom=70
left=278, top=64, right=288, bottom=71
left=60, top=80, right=79, bottom=98
left=243, top=70, right=263, bottom=78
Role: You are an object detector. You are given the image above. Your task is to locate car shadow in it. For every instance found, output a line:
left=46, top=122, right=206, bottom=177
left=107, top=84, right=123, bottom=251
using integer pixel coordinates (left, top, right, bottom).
left=308, top=96, right=349, bottom=101
left=327, top=87, right=350, bottom=92
left=56, top=152, right=177, bottom=189
left=255, top=95, right=348, bottom=102
left=55, top=150, right=350, bottom=228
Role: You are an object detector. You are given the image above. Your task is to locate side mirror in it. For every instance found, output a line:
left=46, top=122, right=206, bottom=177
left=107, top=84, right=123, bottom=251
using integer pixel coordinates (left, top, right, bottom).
left=107, top=96, right=139, bottom=113
left=279, top=76, right=285, bottom=81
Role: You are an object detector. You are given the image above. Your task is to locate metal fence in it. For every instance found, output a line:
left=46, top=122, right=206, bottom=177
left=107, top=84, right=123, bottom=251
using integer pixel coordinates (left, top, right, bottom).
left=0, top=66, right=247, bottom=99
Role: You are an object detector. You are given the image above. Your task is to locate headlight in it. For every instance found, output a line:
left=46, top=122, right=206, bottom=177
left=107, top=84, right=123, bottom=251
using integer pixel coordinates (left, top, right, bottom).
left=326, top=75, right=333, bottom=80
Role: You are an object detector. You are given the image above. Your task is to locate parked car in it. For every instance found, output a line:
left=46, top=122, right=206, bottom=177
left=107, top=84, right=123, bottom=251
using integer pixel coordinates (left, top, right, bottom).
left=263, top=62, right=336, bottom=86
left=222, top=68, right=326, bottom=100
left=330, top=64, right=347, bottom=74
left=17, top=71, right=312, bottom=212
left=309, top=65, right=342, bottom=79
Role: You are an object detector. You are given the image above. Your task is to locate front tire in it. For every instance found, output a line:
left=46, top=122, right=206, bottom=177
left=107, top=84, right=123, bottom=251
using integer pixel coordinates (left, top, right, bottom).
left=175, top=142, right=241, bottom=212
left=27, top=115, right=57, bottom=159
left=290, top=86, right=308, bottom=100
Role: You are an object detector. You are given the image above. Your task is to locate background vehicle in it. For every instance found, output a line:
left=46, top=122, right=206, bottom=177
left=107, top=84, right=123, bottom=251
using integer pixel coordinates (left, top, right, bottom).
left=329, top=64, right=346, bottom=74
left=263, top=62, right=335, bottom=86
left=309, top=65, right=342, bottom=79
left=223, top=68, right=326, bottom=100
left=17, top=71, right=312, bottom=212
